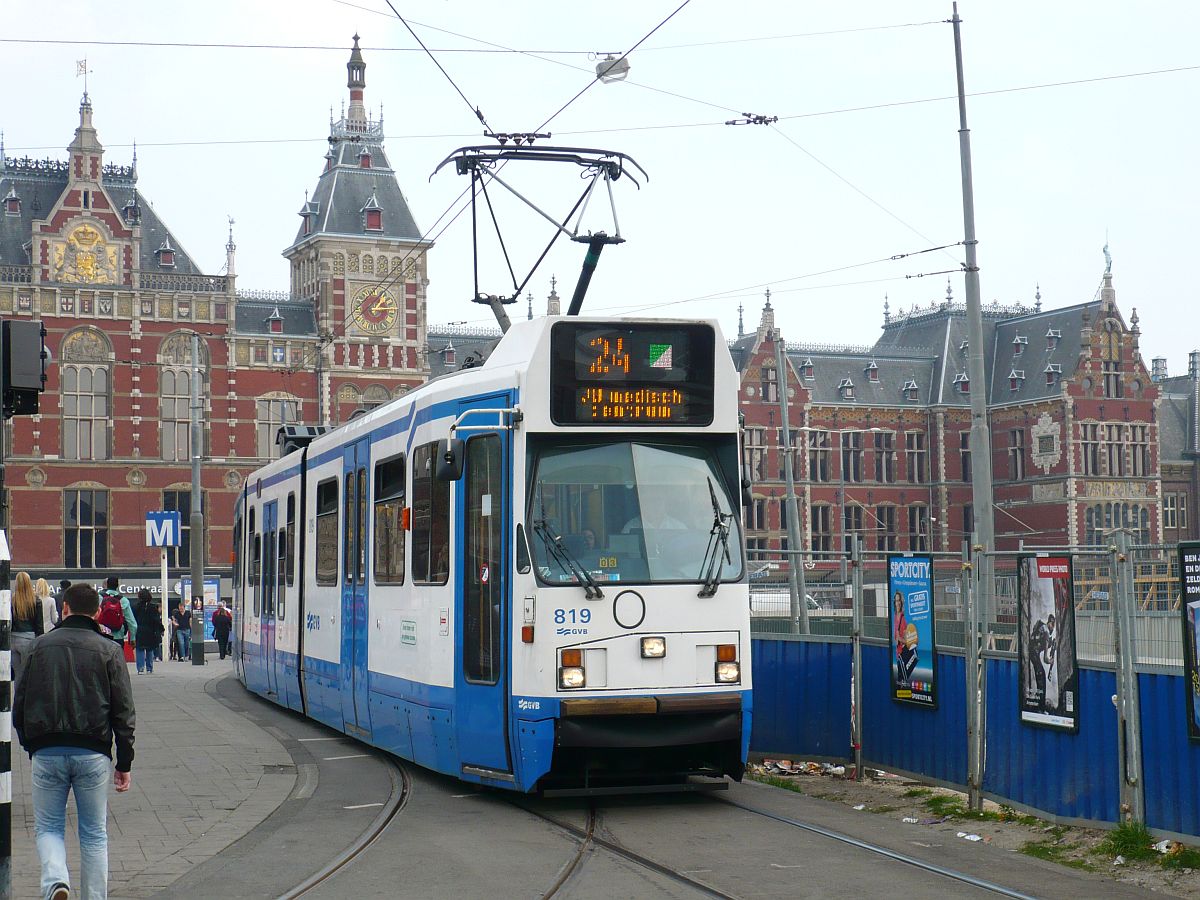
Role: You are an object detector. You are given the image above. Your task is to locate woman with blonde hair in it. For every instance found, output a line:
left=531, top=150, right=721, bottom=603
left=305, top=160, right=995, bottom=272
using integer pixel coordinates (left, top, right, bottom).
left=11, top=570, right=44, bottom=691
left=35, top=577, right=59, bottom=629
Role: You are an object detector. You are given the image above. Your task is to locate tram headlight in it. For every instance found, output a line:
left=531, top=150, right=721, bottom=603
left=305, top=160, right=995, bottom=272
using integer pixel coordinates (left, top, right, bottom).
left=640, top=636, right=666, bottom=658
left=559, top=666, right=586, bottom=689
left=715, top=661, right=741, bottom=684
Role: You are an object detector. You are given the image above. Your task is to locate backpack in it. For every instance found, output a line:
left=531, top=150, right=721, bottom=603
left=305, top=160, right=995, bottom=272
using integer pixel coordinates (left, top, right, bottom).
left=98, top=591, right=126, bottom=631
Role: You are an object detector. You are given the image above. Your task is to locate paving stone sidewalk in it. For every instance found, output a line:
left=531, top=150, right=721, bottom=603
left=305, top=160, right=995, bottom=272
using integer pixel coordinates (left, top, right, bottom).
left=12, top=657, right=297, bottom=899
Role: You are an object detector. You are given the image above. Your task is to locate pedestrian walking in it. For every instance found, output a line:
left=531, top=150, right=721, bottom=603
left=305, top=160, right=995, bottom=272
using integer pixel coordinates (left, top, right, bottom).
left=98, top=576, right=137, bottom=649
left=212, top=600, right=233, bottom=659
left=14, top=582, right=136, bottom=900
left=36, top=577, right=61, bottom=629
left=56, top=579, right=72, bottom=619
left=11, top=570, right=45, bottom=694
left=132, top=589, right=165, bottom=674
left=171, top=599, right=192, bottom=661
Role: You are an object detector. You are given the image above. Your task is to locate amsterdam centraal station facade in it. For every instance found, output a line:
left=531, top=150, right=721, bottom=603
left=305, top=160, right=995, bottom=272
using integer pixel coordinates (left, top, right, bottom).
left=0, top=39, right=1196, bottom=595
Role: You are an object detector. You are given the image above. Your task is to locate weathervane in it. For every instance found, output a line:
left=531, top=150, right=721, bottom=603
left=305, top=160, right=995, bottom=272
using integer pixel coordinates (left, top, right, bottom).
left=76, top=58, right=93, bottom=99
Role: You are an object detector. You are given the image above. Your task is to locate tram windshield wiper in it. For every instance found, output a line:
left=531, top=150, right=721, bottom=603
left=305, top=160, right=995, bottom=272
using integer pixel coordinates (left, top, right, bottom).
left=698, top=478, right=733, bottom=598
left=533, top=519, right=604, bottom=599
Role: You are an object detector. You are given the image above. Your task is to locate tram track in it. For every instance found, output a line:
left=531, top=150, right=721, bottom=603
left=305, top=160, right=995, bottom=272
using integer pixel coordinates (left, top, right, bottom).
left=277, top=755, right=413, bottom=900
left=514, top=800, right=738, bottom=900
left=712, top=794, right=1038, bottom=900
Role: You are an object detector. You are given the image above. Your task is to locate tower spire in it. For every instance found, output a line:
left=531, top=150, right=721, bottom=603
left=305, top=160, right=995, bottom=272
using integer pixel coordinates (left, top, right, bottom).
left=346, top=34, right=367, bottom=133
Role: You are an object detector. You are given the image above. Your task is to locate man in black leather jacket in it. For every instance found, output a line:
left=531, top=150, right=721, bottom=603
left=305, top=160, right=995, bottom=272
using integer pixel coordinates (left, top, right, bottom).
left=15, top=582, right=135, bottom=900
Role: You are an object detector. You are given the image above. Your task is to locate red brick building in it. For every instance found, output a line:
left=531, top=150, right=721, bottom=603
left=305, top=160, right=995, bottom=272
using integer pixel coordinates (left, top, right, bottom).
left=0, top=38, right=430, bottom=578
left=731, top=274, right=1164, bottom=569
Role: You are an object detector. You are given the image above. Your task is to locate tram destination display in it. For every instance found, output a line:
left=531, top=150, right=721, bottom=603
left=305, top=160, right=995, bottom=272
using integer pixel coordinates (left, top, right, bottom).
left=1180, top=541, right=1200, bottom=742
left=1017, top=555, right=1080, bottom=732
left=887, top=554, right=937, bottom=707
left=550, top=322, right=715, bottom=425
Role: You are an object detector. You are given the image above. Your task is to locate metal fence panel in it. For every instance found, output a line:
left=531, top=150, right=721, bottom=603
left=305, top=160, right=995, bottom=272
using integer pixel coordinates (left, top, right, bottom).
left=1138, top=671, right=1200, bottom=838
left=982, top=658, right=1120, bottom=824
left=860, top=644, right=968, bottom=786
left=750, top=637, right=852, bottom=759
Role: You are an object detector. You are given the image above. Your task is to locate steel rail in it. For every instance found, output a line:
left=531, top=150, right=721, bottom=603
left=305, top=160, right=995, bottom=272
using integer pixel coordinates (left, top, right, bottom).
left=513, top=802, right=735, bottom=900
left=715, top=795, right=1037, bottom=900
left=540, top=804, right=596, bottom=899
left=277, top=756, right=412, bottom=900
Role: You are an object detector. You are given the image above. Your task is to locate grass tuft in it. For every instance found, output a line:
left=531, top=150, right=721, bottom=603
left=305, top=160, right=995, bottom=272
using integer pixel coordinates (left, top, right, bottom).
left=1020, top=840, right=1097, bottom=871
left=902, top=787, right=932, bottom=799
left=1159, top=845, right=1200, bottom=871
left=1098, top=821, right=1156, bottom=862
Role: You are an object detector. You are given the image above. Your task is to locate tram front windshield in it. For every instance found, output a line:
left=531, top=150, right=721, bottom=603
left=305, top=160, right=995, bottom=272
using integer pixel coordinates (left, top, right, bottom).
left=529, top=441, right=743, bottom=586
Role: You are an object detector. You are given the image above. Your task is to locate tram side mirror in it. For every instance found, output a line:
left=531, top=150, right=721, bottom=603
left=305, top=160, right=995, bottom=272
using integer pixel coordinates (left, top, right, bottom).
left=436, top=437, right=465, bottom=481
left=740, top=476, right=752, bottom=508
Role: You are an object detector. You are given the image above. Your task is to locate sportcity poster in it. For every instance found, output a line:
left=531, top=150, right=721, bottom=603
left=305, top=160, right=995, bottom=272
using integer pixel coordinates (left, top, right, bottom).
left=1018, top=555, right=1079, bottom=732
left=887, top=554, right=936, bottom=707
left=1180, top=541, right=1200, bottom=742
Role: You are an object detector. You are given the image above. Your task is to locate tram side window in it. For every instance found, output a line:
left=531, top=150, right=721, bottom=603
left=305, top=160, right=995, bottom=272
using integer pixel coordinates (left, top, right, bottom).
left=248, top=506, right=257, bottom=586
left=464, top=434, right=502, bottom=684
left=374, top=453, right=406, bottom=585
left=286, top=493, right=296, bottom=587
left=277, top=527, right=287, bottom=621
left=232, top=515, right=243, bottom=584
left=315, top=477, right=339, bottom=585
left=412, top=442, right=450, bottom=585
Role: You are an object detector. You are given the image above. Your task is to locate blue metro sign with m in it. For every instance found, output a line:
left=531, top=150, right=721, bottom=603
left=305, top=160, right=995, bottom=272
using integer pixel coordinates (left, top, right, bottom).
left=146, top=510, right=183, bottom=547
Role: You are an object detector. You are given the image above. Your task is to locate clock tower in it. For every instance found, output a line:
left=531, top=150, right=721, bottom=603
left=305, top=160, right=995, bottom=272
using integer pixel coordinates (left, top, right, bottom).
left=283, top=35, right=433, bottom=425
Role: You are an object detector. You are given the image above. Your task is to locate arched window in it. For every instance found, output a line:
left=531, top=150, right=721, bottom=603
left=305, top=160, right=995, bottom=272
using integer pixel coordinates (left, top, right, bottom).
left=60, top=328, right=112, bottom=461
left=256, top=392, right=300, bottom=458
left=160, top=368, right=191, bottom=461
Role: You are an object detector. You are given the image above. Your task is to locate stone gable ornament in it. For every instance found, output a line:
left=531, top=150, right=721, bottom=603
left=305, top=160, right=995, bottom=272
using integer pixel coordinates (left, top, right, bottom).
left=1030, top=412, right=1062, bottom=475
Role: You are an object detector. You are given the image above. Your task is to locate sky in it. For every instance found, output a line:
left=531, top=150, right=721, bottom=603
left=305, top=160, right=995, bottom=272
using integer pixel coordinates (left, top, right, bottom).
left=3, top=0, right=1198, bottom=373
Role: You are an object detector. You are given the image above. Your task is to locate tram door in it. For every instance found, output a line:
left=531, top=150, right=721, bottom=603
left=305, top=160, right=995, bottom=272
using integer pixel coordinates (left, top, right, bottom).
left=456, top=403, right=512, bottom=776
left=341, top=438, right=372, bottom=737
left=261, top=500, right=279, bottom=696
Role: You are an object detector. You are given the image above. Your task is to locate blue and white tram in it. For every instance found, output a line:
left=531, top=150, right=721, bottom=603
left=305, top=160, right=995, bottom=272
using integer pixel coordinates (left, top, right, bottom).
left=234, top=317, right=750, bottom=791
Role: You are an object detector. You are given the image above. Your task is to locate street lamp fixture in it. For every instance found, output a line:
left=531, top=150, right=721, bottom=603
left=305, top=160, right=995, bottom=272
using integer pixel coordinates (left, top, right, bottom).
left=595, top=54, right=631, bottom=83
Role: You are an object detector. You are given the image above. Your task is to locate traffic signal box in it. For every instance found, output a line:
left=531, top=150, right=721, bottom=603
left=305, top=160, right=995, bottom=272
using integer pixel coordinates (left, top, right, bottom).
left=2, top=319, right=47, bottom=419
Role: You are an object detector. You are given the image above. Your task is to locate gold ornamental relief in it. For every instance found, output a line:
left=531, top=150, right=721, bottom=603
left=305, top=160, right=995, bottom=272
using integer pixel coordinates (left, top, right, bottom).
left=51, top=225, right=120, bottom=285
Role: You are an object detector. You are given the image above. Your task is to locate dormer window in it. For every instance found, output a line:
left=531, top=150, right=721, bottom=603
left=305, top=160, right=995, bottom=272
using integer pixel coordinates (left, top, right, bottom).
left=866, top=360, right=879, bottom=383
left=361, top=190, right=383, bottom=232
left=1045, top=363, right=1062, bottom=385
left=268, top=307, right=284, bottom=334
left=4, top=187, right=20, bottom=216
left=953, top=372, right=969, bottom=394
left=359, top=148, right=372, bottom=169
left=1046, top=328, right=1062, bottom=350
left=325, top=150, right=336, bottom=172
left=1012, top=335, right=1028, bottom=356
left=155, top=238, right=176, bottom=268
left=1009, top=369, right=1025, bottom=392
left=838, top=377, right=855, bottom=400
left=959, top=339, right=969, bottom=353
left=902, top=379, right=919, bottom=402
left=122, top=195, right=140, bottom=226
left=801, top=357, right=814, bottom=379
left=298, top=198, right=320, bottom=237
left=442, top=341, right=456, bottom=366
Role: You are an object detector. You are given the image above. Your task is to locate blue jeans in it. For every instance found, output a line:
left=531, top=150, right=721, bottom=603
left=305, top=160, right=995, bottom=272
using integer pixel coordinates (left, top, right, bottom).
left=177, top=628, right=191, bottom=659
left=135, top=647, right=155, bottom=673
left=32, top=751, right=111, bottom=899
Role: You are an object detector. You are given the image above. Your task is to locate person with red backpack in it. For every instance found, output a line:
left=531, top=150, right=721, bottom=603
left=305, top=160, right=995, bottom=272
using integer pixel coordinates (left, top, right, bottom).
left=98, top=577, right=137, bottom=648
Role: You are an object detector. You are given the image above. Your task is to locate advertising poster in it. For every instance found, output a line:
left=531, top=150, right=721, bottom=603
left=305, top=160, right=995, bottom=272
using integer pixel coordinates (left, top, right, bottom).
left=1018, top=555, right=1079, bottom=732
left=180, top=577, right=221, bottom=641
left=1180, top=542, right=1200, bottom=742
left=887, top=554, right=937, bottom=707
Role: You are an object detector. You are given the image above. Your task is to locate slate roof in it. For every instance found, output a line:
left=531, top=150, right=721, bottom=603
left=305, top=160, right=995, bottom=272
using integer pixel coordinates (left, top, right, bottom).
left=784, top=346, right=939, bottom=407
left=987, top=302, right=1099, bottom=404
left=233, top=299, right=317, bottom=337
left=0, top=156, right=204, bottom=276
left=426, top=324, right=502, bottom=378
left=287, top=138, right=422, bottom=252
left=1158, top=370, right=1200, bottom=459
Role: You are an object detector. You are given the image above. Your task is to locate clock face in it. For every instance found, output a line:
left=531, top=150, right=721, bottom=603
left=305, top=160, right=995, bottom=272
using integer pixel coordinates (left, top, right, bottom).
left=353, top=286, right=398, bottom=334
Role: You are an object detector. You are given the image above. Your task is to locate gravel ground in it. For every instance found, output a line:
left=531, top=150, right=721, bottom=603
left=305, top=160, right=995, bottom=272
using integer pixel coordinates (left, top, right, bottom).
left=749, top=759, right=1200, bottom=899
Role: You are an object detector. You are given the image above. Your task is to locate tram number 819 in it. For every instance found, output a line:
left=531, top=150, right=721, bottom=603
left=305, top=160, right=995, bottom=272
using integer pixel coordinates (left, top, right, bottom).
left=553, top=608, right=592, bottom=625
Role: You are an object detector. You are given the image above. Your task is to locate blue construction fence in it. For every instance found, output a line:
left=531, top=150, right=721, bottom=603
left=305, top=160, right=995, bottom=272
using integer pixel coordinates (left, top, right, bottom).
left=750, top=636, right=1200, bottom=840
